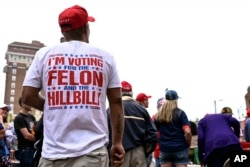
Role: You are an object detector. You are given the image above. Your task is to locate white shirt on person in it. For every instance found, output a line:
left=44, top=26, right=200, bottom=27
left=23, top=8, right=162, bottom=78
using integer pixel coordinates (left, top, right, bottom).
left=23, top=41, right=121, bottom=159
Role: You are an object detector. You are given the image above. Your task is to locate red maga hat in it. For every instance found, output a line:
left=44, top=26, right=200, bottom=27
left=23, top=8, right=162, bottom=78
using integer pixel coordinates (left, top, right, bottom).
left=59, top=5, right=95, bottom=32
left=121, top=81, right=132, bottom=92
left=136, top=93, right=152, bottom=102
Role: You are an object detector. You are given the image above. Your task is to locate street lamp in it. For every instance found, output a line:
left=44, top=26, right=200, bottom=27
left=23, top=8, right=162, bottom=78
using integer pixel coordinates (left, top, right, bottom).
left=214, top=100, right=217, bottom=114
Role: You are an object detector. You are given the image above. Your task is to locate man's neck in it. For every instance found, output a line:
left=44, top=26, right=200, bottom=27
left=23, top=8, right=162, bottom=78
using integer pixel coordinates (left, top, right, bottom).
left=20, top=108, right=30, bottom=115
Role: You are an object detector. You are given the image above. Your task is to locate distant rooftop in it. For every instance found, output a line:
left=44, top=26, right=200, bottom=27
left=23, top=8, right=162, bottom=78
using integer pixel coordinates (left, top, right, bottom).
left=7, top=40, right=45, bottom=55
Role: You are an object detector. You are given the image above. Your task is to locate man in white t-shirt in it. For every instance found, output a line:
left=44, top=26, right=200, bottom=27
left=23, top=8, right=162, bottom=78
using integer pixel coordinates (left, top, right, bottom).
left=21, top=4, right=125, bottom=167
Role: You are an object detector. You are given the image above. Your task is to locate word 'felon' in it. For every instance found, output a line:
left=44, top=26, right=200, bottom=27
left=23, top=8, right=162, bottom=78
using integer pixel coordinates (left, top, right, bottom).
left=48, top=70, right=103, bottom=87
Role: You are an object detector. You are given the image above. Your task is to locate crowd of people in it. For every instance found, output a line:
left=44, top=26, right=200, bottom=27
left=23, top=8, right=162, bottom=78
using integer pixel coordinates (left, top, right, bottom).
left=1, top=86, right=248, bottom=167
left=0, top=3, right=249, bottom=167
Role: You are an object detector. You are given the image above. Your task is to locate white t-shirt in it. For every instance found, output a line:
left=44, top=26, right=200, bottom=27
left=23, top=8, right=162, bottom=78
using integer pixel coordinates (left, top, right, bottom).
left=23, top=41, right=121, bottom=159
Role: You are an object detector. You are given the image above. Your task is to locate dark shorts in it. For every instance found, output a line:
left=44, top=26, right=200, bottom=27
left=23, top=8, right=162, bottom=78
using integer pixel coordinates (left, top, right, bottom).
left=160, top=148, right=189, bottom=165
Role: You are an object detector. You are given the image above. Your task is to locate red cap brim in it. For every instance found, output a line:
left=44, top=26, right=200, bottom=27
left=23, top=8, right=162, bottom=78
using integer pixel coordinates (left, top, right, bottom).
left=88, top=16, right=95, bottom=22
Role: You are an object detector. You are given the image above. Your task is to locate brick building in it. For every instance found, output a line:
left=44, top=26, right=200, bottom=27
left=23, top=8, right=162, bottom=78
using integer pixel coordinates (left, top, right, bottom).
left=3, top=40, right=45, bottom=116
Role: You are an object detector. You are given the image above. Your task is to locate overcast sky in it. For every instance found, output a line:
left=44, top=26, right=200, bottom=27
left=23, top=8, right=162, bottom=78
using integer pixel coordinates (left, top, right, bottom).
left=0, top=0, right=250, bottom=120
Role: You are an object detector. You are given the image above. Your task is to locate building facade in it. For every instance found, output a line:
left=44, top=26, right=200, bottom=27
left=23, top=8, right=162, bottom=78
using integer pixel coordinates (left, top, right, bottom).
left=245, top=85, right=250, bottom=110
left=3, top=40, right=45, bottom=116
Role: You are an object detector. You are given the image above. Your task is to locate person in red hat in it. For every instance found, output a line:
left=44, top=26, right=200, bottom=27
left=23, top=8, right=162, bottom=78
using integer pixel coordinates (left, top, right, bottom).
left=135, top=93, right=152, bottom=167
left=21, top=4, right=125, bottom=167
left=107, top=81, right=157, bottom=167
left=136, top=93, right=152, bottom=109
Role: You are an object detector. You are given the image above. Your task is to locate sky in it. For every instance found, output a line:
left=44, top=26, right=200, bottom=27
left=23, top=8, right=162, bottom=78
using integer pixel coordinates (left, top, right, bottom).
left=0, top=0, right=250, bottom=121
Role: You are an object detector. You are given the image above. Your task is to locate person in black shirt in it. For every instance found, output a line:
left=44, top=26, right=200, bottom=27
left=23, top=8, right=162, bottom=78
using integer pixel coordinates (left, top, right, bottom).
left=14, top=97, right=36, bottom=167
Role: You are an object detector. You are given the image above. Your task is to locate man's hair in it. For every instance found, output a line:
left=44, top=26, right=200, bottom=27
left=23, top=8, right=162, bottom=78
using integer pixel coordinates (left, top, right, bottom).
left=189, top=121, right=197, bottom=135
left=121, top=92, right=133, bottom=97
left=18, top=97, right=23, bottom=107
left=62, top=24, right=88, bottom=40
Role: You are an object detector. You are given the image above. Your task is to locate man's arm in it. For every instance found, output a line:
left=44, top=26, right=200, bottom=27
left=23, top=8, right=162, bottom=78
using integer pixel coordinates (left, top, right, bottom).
left=14, top=116, right=35, bottom=142
left=19, top=128, right=35, bottom=142
left=143, top=109, right=157, bottom=156
left=107, top=87, right=125, bottom=166
left=22, top=86, right=45, bottom=111
left=107, top=88, right=124, bottom=146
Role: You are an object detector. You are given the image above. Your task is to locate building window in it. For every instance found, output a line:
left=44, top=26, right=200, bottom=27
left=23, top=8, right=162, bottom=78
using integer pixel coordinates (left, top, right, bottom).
left=13, top=62, right=17, bottom=68
left=10, top=90, right=15, bottom=95
left=12, top=69, right=16, bottom=75
left=10, top=104, right=14, bottom=111
left=10, top=97, right=14, bottom=103
left=12, top=76, right=16, bottom=81
left=11, top=83, right=15, bottom=88
left=26, top=64, right=30, bottom=70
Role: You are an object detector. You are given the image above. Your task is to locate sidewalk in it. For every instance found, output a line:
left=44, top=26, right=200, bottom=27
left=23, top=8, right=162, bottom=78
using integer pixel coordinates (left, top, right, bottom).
left=149, top=158, right=201, bottom=167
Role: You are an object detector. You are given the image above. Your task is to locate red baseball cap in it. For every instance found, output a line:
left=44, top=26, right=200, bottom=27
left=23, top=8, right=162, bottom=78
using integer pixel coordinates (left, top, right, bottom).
left=121, top=81, right=132, bottom=92
left=136, top=93, right=152, bottom=102
left=247, top=109, right=250, bottom=117
left=59, top=5, right=95, bottom=32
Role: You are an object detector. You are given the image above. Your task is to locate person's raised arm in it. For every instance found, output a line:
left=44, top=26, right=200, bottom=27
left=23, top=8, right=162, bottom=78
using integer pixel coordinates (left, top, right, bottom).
left=107, top=87, right=125, bottom=167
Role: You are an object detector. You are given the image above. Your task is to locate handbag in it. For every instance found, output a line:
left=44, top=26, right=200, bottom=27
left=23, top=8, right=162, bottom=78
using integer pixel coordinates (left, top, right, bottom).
left=1, top=155, right=11, bottom=167
left=0, top=144, right=12, bottom=167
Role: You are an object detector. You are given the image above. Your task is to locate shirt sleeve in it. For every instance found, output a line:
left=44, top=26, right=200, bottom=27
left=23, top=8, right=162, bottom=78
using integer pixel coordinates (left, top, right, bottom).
left=180, top=111, right=190, bottom=127
left=229, top=117, right=240, bottom=138
left=14, top=116, right=27, bottom=130
left=22, top=48, right=45, bottom=88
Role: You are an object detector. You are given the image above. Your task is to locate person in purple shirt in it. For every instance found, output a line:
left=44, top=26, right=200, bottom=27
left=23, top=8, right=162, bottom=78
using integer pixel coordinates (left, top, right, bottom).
left=198, top=113, right=242, bottom=167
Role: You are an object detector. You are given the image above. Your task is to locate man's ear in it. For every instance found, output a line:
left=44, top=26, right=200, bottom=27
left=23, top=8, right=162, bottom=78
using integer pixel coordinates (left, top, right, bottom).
left=82, top=24, right=89, bottom=33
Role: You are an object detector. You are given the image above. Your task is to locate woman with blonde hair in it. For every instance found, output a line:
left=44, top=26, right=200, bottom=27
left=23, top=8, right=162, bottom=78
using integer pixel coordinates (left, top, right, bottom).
left=154, top=90, right=192, bottom=167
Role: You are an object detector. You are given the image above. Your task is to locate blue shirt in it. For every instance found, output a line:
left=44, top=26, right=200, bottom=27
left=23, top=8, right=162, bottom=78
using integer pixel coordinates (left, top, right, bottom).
left=0, top=123, right=10, bottom=156
left=154, top=108, right=190, bottom=152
